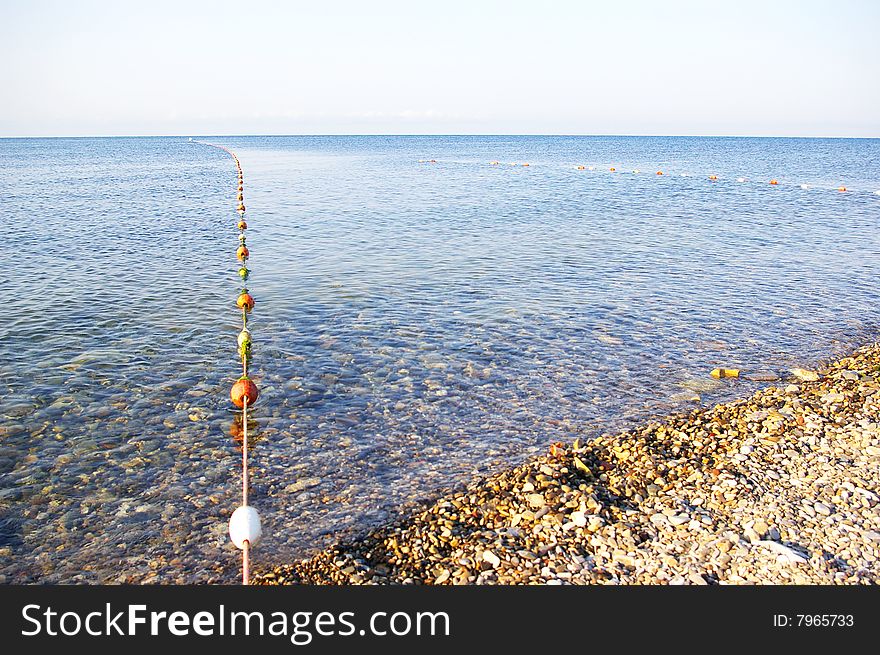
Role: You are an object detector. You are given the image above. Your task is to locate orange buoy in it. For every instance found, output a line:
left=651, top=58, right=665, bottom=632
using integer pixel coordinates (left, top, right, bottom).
left=838, top=186, right=847, bottom=192
left=237, top=245, right=249, bottom=261
left=609, top=167, right=616, bottom=172
left=237, top=203, right=246, bottom=212
left=237, top=291, right=255, bottom=312
left=231, top=376, right=259, bottom=408
left=656, top=171, right=663, bottom=176
left=709, top=175, right=718, bottom=180
left=522, top=163, right=529, bottom=167
left=769, top=179, right=778, bottom=185
left=237, top=193, right=244, bottom=201
left=238, top=220, right=247, bottom=230
left=576, top=165, right=585, bottom=170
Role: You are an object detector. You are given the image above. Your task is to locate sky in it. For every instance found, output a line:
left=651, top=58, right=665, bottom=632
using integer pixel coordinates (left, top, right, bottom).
left=1, top=0, right=878, bottom=137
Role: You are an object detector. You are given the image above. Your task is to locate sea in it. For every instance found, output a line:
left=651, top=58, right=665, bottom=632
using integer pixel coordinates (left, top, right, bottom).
left=1, top=135, right=879, bottom=582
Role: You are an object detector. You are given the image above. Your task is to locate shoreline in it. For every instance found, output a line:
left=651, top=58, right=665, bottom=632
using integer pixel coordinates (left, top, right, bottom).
left=255, top=344, right=880, bottom=585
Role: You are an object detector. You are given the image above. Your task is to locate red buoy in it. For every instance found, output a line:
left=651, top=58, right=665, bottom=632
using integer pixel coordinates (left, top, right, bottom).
left=236, top=245, right=249, bottom=261
left=231, top=376, right=259, bottom=408
left=237, top=292, right=255, bottom=312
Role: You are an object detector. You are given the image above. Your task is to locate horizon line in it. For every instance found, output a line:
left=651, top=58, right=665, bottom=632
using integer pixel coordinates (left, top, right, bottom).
left=1, top=132, right=879, bottom=140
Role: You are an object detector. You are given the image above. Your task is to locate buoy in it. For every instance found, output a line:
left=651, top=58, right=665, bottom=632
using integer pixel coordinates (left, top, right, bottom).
left=769, top=179, right=778, bottom=185
left=238, top=328, right=251, bottom=350
left=838, top=186, right=847, bottom=192
left=709, top=175, right=718, bottom=180
left=237, top=193, right=244, bottom=201
left=522, top=163, right=529, bottom=167
left=236, top=245, right=249, bottom=261
left=632, top=169, right=639, bottom=174
left=231, top=376, right=259, bottom=408
left=710, top=368, right=740, bottom=379
left=588, top=166, right=595, bottom=171
left=229, top=505, right=262, bottom=549
left=238, top=220, right=247, bottom=230
left=237, top=203, right=246, bottom=212
left=609, top=167, right=616, bottom=172
left=238, top=233, right=246, bottom=243
left=576, top=165, right=585, bottom=170
left=237, top=292, right=255, bottom=312
left=238, top=266, right=250, bottom=280
left=737, top=177, right=746, bottom=183
left=656, top=171, right=663, bottom=176
left=238, top=184, right=243, bottom=191
left=490, top=161, right=499, bottom=165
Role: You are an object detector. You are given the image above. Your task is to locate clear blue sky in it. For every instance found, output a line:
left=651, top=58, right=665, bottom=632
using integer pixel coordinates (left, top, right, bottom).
left=2, top=0, right=878, bottom=137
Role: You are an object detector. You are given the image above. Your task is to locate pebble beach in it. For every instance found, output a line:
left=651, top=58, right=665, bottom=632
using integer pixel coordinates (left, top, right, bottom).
left=256, top=343, right=880, bottom=585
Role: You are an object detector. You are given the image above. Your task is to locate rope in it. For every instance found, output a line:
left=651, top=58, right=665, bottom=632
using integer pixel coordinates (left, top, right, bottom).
left=242, top=394, right=250, bottom=585
left=193, top=139, right=261, bottom=586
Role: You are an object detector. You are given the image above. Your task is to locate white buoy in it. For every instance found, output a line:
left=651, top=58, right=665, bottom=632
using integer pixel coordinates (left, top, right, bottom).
left=237, top=328, right=251, bottom=349
left=737, top=177, right=747, bottom=183
left=800, top=184, right=810, bottom=189
left=229, top=505, right=262, bottom=549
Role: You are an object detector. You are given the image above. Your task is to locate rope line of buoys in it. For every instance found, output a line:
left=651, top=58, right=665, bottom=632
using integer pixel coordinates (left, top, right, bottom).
left=193, top=139, right=261, bottom=585
left=419, top=158, right=877, bottom=194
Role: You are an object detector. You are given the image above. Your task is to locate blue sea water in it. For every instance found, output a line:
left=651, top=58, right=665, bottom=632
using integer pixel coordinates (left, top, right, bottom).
left=1, top=135, right=879, bottom=583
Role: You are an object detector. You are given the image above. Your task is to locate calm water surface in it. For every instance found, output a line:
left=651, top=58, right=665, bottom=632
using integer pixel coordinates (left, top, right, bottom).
left=1, top=136, right=879, bottom=583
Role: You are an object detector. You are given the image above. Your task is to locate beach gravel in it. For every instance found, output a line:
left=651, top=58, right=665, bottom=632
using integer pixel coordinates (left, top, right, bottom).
left=254, top=344, right=880, bottom=585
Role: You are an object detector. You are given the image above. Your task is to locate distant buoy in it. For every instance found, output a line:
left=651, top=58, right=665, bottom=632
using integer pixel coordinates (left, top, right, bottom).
left=237, top=204, right=246, bottom=212
left=709, top=175, right=718, bottom=180
left=587, top=166, right=595, bottom=171
left=229, top=505, right=262, bottom=549
left=489, top=161, right=499, bottom=165
left=231, top=376, right=259, bottom=408
left=238, top=266, right=250, bottom=280
left=238, top=220, right=247, bottom=230
left=576, top=165, right=585, bottom=170
left=769, top=180, right=778, bottom=185
left=237, top=292, right=255, bottom=312
left=656, top=171, right=663, bottom=176
left=800, top=184, right=810, bottom=190
left=632, top=169, right=640, bottom=174
left=238, top=328, right=252, bottom=350
left=737, top=177, right=746, bottom=183
left=237, top=245, right=249, bottom=261
left=609, top=167, right=616, bottom=172
left=522, top=163, right=529, bottom=167
left=838, top=186, right=847, bottom=192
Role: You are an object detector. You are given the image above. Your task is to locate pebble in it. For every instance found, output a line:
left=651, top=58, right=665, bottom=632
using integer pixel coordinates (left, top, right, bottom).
left=254, top=344, right=880, bottom=587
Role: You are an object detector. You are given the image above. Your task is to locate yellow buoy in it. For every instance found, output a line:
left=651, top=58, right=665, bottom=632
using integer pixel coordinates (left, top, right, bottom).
left=710, top=368, right=740, bottom=379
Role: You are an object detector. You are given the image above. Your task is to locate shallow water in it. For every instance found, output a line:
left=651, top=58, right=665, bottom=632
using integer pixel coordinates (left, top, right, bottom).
left=1, top=135, right=879, bottom=583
